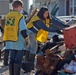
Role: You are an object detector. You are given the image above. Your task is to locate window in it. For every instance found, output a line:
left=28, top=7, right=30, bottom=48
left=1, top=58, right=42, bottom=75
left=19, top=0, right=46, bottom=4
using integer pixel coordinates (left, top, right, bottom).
left=74, top=7, right=76, bottom=15
left=70, top=0, right=76, bottom=15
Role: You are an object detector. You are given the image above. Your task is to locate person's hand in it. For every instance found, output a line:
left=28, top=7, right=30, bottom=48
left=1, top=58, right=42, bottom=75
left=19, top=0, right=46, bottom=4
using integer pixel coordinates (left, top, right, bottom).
left=65, top=25, right=70, bottom=27
left=25, top=39, right=29, bottom=48
left=25, top=36, right=29, bottom=47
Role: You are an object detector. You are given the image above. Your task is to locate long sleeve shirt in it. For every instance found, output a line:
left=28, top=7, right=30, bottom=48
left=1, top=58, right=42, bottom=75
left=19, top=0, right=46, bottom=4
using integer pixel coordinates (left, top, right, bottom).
left=29, top=20, right=57, bottom=33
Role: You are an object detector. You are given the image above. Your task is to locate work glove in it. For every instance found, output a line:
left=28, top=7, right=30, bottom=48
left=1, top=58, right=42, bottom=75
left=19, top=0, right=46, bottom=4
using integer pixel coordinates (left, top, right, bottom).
left=25, top=36, right=29, bottom=48
left=65, top=25, right=70, bottom=27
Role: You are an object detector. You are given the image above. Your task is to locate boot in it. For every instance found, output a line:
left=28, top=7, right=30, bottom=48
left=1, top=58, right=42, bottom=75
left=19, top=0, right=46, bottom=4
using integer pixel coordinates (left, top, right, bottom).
left=9, top=64, right=14, bottom=75
left=3, top=50, right=9, bottom=66
left=24, top=50, right=30, bottom=62
left=14, top=64, right=21, bottom=75
left=29, top=54, right=35, bottom=70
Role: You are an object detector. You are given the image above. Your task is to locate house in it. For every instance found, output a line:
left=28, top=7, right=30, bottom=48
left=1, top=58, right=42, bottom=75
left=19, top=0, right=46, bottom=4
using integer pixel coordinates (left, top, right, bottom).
left=0, top=0, right=9, bottom=15
left=34, top=0, right=76, bottom=16
left=0, top=0, right=76, bottom=17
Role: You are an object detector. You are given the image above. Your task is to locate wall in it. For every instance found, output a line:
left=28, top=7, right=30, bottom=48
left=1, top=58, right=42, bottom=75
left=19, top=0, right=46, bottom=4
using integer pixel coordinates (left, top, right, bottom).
left=57, top=0, right=66, bottom=16
left=48, top=1, right=57, bottom=14
left=22, top=0, right=29, bottom=13
left=0, top=0, right=9, bottom=15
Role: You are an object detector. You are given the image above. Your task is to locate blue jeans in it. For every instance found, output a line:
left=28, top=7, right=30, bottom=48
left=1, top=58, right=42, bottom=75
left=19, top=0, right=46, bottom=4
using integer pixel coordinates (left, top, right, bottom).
left=9, top=50, right=24, bottom=64
left=27, top=30, right=38, bottom=54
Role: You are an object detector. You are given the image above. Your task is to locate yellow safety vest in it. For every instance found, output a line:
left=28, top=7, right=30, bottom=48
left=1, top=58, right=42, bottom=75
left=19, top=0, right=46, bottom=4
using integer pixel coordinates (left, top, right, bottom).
left=3, top=11, right=23, bottom=41
left=27, top=16, right=50, bottom=43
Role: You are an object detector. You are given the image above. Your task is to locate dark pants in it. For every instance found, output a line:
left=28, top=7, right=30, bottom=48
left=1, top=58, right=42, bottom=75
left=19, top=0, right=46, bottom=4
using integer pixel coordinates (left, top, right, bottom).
left=4, top=50, right=10, bottom=66
left=9, top=50, right=24, bottom=75
left=9, top=50, right=24, bottom=64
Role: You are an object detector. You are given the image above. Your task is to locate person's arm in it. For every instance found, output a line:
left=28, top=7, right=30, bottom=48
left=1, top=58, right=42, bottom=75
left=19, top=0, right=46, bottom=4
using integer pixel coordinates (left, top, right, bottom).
left=19, top=18, right=28, bottom=39
left=21, top=30, right=28, bottom=39
left=19, top=18, right=29, bottom=47
left=34, top=20, right=57, bottom=32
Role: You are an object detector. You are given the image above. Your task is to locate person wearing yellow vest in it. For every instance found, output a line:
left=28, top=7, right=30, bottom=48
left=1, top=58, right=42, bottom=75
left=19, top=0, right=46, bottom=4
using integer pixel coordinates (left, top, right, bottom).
left=3, top=1, right=29, bottom=75
left=24, top=6, right=58, bottom=71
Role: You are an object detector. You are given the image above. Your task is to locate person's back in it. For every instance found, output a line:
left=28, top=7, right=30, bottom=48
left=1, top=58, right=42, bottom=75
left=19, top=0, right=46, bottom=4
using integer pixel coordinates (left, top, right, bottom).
left=3, top=1, right=28, bottom=75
